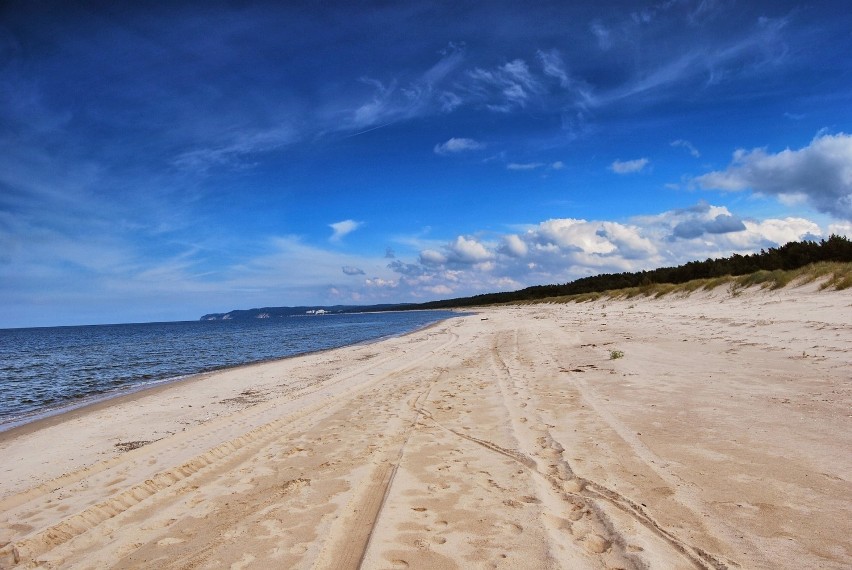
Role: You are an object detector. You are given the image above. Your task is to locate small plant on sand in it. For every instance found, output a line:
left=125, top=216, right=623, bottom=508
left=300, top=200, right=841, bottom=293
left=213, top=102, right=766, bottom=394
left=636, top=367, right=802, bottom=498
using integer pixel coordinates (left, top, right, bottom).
left=609, top=350, right=624, bottom=360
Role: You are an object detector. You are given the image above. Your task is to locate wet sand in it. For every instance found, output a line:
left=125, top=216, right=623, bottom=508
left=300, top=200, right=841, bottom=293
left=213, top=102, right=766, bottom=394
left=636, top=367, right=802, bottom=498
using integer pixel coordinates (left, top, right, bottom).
left=1, top=282, right=850, bottom=569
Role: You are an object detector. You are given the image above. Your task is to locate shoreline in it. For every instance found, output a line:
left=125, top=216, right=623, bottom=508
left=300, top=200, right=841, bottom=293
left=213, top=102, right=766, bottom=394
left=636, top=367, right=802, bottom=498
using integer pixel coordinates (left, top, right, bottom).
left=1, top=284, right=849, bottom=568
left=0, top=313, right=457, bottom=438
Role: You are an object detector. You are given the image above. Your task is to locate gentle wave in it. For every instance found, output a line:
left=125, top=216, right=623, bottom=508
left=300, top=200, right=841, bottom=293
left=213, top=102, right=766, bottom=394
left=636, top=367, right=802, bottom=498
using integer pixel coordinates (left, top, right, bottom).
left=0, top=311, right=453, bottom=430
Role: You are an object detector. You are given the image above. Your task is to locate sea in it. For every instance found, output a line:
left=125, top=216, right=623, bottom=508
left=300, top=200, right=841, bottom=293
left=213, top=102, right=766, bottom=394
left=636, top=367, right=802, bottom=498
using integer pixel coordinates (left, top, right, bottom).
left=0, top=310, right=454, bottom=431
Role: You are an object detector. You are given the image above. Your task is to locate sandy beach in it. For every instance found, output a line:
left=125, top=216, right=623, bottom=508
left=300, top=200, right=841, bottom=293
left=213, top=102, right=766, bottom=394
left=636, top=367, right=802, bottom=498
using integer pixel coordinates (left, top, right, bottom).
left=1, top=282, right=850, bottom=569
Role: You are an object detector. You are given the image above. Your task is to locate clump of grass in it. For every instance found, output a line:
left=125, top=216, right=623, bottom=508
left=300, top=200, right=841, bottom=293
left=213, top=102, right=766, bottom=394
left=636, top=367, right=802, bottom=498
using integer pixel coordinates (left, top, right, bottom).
left=701, top=276, right=733, bottom=291
left=652, top=283, right=677, bottom=298
left=814, top=262, right=852, bottom=290
left=734, top=269, right=794, bottom=290
left=609, top=350, right=624, bottom=360
left=569, top=292, right=604, bottom=303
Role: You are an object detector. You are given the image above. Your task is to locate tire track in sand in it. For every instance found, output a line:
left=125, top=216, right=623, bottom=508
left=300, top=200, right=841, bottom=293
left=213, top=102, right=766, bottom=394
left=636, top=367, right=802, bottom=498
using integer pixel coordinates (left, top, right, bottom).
left=411, top=325, right=730, bottom=569
left=317, top=371, right=443, bottom=570
left=512, top=325, right=735, bottom=570
left=0, top=328, right=459, bottom=568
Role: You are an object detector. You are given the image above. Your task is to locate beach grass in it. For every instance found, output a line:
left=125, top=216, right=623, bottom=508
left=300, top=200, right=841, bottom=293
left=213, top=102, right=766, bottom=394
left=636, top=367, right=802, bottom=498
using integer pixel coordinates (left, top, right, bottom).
left=506, top=262, right=852, bottom=306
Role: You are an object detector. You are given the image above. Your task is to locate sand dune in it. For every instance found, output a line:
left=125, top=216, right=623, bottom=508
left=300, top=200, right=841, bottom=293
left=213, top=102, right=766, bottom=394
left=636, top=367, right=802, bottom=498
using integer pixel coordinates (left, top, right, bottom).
left=1, top=282, right=850, bottom=569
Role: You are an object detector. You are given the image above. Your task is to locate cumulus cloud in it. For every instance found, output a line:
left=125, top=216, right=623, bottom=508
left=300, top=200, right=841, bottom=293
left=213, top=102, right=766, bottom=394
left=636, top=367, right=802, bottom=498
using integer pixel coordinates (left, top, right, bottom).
left=829, top=221, right=852, bottom=237
left=671, top=215, right=745, bottom=239
left=738, top=218, right=822, bottom=247
left=395, top=202, right=831, bottom=301
left=426, top=284, right=454, bottom=295
left=329, top=219, right=362, bottom=242
left=446, top=236, right=493, bottom=264
left=387, top=260, right=425, bottom=276
left=434, top=137, right=484, bottom=155
left=419, top=249, right=447, bottom=265
left=342, top=266, right=365, bottom=275
left=671, top=139, right=700, bottom=157
left=500, top=234, right=528, bottom=257
left=693, top=133, right=852, bottom=220
left=611, top=158, right=650, bottom=174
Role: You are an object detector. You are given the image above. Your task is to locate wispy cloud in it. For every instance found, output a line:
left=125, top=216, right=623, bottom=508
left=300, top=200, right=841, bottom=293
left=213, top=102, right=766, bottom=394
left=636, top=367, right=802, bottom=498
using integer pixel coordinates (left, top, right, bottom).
left=173, top=126, right=299, bottom=173
left=611, top=158, right=650, bottom=174
left=537, top=49, right=569, bottom=87
left=467, top=59, right=545, bottom=113
left=342, top=266, right=365, bottom=275
left=589, top=21, right=611, bottom=50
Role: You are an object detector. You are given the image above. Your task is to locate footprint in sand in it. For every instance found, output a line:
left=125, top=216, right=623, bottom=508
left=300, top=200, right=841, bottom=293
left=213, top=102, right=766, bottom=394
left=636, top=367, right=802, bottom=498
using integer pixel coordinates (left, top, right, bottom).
left=583, top=533, right=612, bottom=554
left=494, top=520, right=523, bottom=534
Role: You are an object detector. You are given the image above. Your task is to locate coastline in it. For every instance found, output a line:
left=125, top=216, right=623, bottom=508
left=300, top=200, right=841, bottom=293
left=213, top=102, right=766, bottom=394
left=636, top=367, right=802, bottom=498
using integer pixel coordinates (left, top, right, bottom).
left=0, top=312, right=456, bottom=438
left=1, top=283, right=850, bottom=568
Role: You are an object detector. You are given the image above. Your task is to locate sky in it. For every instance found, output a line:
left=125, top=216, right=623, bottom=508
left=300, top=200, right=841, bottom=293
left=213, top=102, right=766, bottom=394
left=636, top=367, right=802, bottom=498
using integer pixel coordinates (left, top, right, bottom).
left=2, top=0, right=852, bottom=328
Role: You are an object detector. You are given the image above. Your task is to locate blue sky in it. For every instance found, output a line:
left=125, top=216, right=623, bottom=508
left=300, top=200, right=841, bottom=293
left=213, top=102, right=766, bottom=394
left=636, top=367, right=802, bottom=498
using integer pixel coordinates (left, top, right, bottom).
left=2, top=1, right=851, bottom=327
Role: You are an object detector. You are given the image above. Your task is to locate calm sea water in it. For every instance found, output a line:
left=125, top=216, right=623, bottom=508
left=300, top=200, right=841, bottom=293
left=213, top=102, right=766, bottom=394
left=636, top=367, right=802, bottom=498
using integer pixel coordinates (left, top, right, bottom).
left=0, top=311, right=453, bottom=430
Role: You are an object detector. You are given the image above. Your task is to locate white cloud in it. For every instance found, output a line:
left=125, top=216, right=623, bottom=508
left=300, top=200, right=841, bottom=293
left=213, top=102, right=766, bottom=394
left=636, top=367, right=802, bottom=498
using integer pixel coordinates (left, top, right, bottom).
left=611, top=158, right=650, bottom=174
left=740, top=218, right=822, bottom=246
left=365, top=277, right=397, bottom=288
left=434, top=137, right=484, bottom=155
left=426, top=284, right=453, bottom=295
left=329, top=219, right=362, bottom=242
left=551, top=161, right=565, bottom=170
left=501, top=234, right=528, bottom=257
left=532, top=218, right=620, bottom=254
left=828, top=221, right=852, bottom=237
left=693, top=132, right=852, bottom=220
left=446, top=236, right=493, bottom=263
left=419, top=249, right=447, bottom=265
